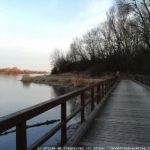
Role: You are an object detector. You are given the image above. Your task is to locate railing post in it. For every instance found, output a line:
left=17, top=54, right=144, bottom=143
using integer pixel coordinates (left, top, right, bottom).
left=105, top=81, right=107, bottom=94
left=100, top=83, right=102, bottom=100
left=103, top=82, right=105, bottom=96
left=111, top=78, right=113, bottom=86
left=108, top=79, right=110, bottom=87
left=104, top=81, right=106, bottom=95
left=97, top=84, right=100, bottom=104
left=16, top=122, right=27, bottom=150
left=106, top=80, right=109, bottom=92
left=91, top=87, right=94, bottom=111
left=102, top=82, right=104, bottom=98
left=80, top=92, right=85, bottom=123
left=61, top=102, right=67, bottom=146
left=109, top=79, right=111, bottom=89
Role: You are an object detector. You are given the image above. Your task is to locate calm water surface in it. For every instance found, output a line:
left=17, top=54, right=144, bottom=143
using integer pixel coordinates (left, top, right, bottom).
left=0, top=74, right=80, bottom=149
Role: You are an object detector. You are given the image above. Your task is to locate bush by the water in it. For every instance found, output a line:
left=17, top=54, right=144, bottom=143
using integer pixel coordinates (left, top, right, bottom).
left=22, top=74, right=32, bottom=82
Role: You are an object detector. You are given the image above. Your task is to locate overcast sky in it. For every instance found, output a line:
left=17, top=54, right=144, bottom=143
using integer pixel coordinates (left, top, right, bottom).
left=0, top=0, right=113, bottom=71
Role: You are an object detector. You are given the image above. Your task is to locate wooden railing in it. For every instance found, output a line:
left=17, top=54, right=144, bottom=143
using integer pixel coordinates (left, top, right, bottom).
left=0, top=76, right=118, bottom=150
left=135, top=75, right=150, bottom=87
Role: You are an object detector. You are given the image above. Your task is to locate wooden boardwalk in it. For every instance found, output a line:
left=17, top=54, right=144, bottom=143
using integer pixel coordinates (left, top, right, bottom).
left=79, top=80, right=150, bottom=146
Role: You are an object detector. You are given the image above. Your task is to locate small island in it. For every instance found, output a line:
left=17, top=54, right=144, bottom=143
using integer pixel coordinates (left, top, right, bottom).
left=0, top=67, right=48, bottom=75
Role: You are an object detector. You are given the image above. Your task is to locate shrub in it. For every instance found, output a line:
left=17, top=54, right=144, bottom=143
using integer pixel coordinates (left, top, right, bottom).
left=21, top=74, right=32, bottom=82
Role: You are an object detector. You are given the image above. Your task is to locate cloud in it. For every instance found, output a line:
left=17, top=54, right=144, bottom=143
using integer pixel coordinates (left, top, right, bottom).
left=0, top=0, right=113, bottom=54
left=0, top=0, right=113, bottom=51
left=0, top=35, right=72, bottom=53
left=62, top=0, right=113, bottom=37
left=0, top=0, right=113, bottom=70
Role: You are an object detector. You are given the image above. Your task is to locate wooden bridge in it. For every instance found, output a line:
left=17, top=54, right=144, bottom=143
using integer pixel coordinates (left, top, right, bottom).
left=0, top=76, right=150, bottom=149
left=77, top=79, right=150, bottom=147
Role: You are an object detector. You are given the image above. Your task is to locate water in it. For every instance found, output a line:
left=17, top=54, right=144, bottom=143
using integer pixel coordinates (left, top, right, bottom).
left=0, top=74, right=80, bottom=149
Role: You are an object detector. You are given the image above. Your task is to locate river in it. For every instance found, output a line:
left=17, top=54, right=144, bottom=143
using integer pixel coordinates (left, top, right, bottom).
left=0, top=74, right=80, bottom=149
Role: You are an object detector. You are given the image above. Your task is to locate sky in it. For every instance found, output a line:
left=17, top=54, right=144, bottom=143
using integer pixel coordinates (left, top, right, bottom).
left=0, top=0, right=113, bottom=71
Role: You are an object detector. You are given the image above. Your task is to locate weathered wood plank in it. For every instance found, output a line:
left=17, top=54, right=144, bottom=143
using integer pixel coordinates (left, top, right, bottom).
left=79, top=80, right=150, bottom=146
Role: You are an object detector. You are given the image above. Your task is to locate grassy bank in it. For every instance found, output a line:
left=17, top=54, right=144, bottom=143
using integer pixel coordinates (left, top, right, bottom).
left=27, top=73, right=113, bottom=87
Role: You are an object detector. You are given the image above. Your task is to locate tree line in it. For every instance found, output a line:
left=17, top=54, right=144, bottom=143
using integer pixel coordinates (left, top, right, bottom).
left=51, top=0, right=150, bottom=76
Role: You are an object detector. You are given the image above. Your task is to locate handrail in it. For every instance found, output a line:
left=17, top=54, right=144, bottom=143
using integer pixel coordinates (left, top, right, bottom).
left=0, top=76, right=118, bottom=150
left=134, top=75, right=150, bottom=87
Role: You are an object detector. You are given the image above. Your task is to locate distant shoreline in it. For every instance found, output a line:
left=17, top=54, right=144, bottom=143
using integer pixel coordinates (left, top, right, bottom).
left=0, top=67, right=48, bottom=75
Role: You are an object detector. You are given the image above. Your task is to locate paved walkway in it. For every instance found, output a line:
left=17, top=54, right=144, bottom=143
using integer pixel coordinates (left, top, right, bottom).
left=79, top=80, right=150, bottom=146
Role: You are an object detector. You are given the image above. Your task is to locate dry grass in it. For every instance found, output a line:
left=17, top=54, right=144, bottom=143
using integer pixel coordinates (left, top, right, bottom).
left=30, top=73, right=111, bottom=86
left=0, top=67, right=47, bottom=74
left=71, top=74, right=85, bottom=87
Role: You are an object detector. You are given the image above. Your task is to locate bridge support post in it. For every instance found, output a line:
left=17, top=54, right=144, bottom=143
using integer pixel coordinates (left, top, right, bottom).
left=104, top=81, right=107, bottom=95
left=80, top=93, right=85, bottom=123
left=16, top=122, right=27, bottom=150
left=91, top=87, right=94, bottom=111
left=61, top=102, right=67, bottom=146
left=102, top=82, right=105, bottom=97
left=97, top=85, right=100, bottom=104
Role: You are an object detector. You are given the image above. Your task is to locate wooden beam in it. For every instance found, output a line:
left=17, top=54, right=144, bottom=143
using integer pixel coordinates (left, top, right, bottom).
left=16, top=122, right=27, bottom=150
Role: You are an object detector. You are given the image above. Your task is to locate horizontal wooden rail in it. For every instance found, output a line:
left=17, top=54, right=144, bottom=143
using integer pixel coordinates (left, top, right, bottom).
left=0, top=76, right=118, bottom=150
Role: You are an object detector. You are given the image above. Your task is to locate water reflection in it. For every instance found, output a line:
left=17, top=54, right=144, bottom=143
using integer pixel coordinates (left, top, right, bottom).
left=53, top=85, right=73, bottom=95
left=0, top=74, right=79, bottom=149
left=0, top=74, right=93, bottom=149
left=22, top=81, right=31, bottom=87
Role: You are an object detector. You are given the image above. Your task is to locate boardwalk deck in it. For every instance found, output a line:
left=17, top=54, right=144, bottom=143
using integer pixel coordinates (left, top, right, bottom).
left=79, top=80, right=150, bottom=147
